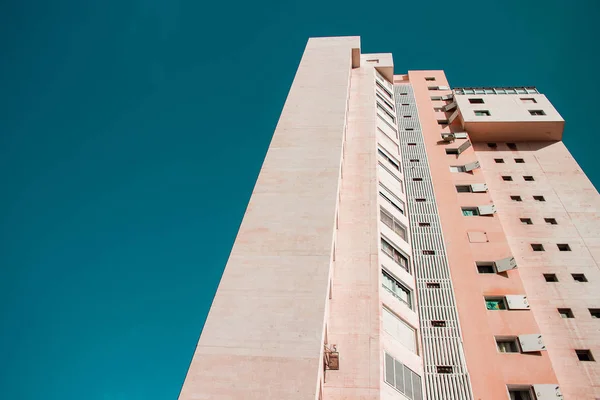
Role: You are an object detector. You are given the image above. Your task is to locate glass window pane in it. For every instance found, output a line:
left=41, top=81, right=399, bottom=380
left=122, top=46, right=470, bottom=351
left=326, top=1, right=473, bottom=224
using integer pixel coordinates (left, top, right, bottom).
left=385, top=353, right=395, bottom=385
left=395, top=360, right=405, bottom=393
left=403, top=365, right=413, bottom=398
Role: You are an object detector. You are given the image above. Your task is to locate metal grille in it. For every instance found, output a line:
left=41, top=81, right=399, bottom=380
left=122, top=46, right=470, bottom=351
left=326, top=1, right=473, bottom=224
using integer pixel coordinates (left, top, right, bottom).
left=394, top=84, right=474, bottom=400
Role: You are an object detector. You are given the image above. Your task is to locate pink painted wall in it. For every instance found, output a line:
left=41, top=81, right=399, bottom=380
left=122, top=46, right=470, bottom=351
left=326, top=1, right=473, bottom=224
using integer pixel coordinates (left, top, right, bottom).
left=406, top=70, right=559, bottom=399
left=479, top=140, right=600, bottom=399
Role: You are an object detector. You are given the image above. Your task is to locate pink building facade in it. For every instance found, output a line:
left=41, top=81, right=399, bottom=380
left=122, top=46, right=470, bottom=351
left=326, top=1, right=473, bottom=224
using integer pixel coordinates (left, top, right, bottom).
left=179, top=37, right=600, bottom=400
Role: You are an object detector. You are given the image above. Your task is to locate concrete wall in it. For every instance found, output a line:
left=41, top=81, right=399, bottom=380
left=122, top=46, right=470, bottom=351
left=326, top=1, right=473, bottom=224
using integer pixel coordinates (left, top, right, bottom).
left=178, top=36, right=359, bottom=400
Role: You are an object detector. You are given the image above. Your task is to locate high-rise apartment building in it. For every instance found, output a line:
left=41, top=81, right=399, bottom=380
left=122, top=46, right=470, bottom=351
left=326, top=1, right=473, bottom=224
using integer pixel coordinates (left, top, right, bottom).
left=179, top=37, right=600, bottom=400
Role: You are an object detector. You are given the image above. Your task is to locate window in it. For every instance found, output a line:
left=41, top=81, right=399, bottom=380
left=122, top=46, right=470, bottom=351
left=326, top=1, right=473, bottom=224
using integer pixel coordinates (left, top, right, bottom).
left=380, top=208, right=407, bottom=240
left=515, top=158, right=525, bottom=163
left=382, top=270, right=412, bottom=308
left=456, top=185, right=471, bottom=193
left=502, top=176, right=513, bottom=181
left=431, top=96, right=443, bottom=100
left=428, top=86, right=439, bottom=90
left=405, top=128, right=414, bottom=131
left=531, top=244, right=544, bottom=251
left=575, top=349, right=594, bottom=362
left=488, top=143, right=497, bottom=148
left=377, top=103, right=396, bottom=122
left=558, top=308, right=574, bottom=318
left=462, top=207, right=479, bottom=216
left=415, top=198, right=426, bottom=202
left=433, top=107, right=444, bottom=112
left=437, top=119, right=449, bottom=125
left=436, top=366, right=452, bottom=374
left=507, top=143, right=518, bottom=150
left=474, top=110, right=491, bottom=116
left=376, top=81, right=393, bottom=99
left=408, top=143, right=416, bottom=146
left=445, top=148, right=459, bottom=155
left=523, top=176, right=535, bottom=181
left=544, top=274, right=558, bottom=282
left=529, top=110, right=546, bottom=116
left=533, top=195, right=545, bottom=202
left=418, top=222, right=430, bottom=227
left=425, top=77, right=436, bottom=81
left=402, top=103, right=409, bottom=106
left=413, top=178, right=423, bottom=182
left=485, top=297, right=507, bottom=310
left=572, top=273, right=588, bottom=282
left=477, top=262, right=495, bottom=274
left=410, top=159, right=419, bottom=163
left=403, top=115, right=412, bottom=119
left=508, top=388, right=534, bottom=400
left=521, top=98, right=537, bottom=104
left=557, top=244, right=571, bottom=251
left=378, top=148, right=401, bottom=171
left=377, top=93, right=395, bottom=111
left=379, top=184, right=405, bottom=215
left=431, top=320, right=446, bottom=327
left=589, top=309, right=600, bottom=318
left=496, top=338, right=519, bottom=353
left=383, top=308, right=417, bottom=353
left=511, top=195, right=522, bottom=202
left=422, top=250, right=435, bottom=255
left=449, top=165, right=466, bottom=173
left=469, top=98, right=484, bottom=104
left=384, top=353, right=423, bottom=400
left=426, top=282, right=441, bottom=288
left=381, top=238, right=409, bottom=272
left=544, top=218, right=557, bottom=225
left=494, top=158, right=505, bottom=163
left=520, top=218, right=533, bottom=225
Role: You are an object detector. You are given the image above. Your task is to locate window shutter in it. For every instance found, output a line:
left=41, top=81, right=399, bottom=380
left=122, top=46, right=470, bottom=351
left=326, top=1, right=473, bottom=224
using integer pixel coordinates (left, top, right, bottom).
left=494, top=256, right=517, bottom=272
left=470, top=183, right=488, bottom=193
left=448, top=109, right=459, bottom=123
left=464, top=161, right=480, bottom=171
left=506, top=295, right=530, bottom=310
left=457, top=140, right=472, bottom=155
left=453, top=132, right=468, bottom=139
left=477, top=204, right=497, bottom=215
left=443, top=101, right=457, bottom=112
left=518, top=334, right=546, bottom=352
left=532, top=384, right=563, bottom=399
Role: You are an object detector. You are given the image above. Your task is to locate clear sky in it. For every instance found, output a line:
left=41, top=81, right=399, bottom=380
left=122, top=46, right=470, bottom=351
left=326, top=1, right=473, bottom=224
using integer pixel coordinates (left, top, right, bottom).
left=0, top=0, right=598, bottom=398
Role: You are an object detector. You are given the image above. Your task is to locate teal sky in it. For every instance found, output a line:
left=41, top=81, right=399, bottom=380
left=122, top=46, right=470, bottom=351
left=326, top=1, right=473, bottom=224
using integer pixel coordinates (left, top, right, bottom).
left=0, top=0, right=598, bottom=398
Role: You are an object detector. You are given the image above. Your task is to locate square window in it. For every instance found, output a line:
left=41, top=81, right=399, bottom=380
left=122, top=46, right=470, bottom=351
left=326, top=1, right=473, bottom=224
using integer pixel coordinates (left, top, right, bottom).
left=462, top=207, right=480, bottom=216
left=485, top=297, right=507, bottom=310
left=589, top=309, right=600, bottom=318
left=529, top=110, right=546, bottom=116
left=511, top=196, right=522, bottom=202
left=469, top=98, right=484, bottom=104
left=543, top=273, right=558, bottom=282
left=521, top=98, right=537, bottom=104
left=558, top=308, right=574, bottom=318
left=456, top=185, right=471, bottom=193
left=449, top=166, right=466, bottom=173
left=515, top=158, right=525, bottom=163
left=431, top=320, right=446, bottom=327
left=437, top=119, right=449, bottom=125
left=425, top=77, right=436, bottom=81
left=520, top=218, right=533, bottom=225
left=533, top=195, right=545, bottom=201
left=575, top=349, right=595, bottom=361
left=544, top=218, right=557, bottom=225
left=436, top=366, right=453, bottom=374
left=426, top=282, right=441, bottom=288
left=474, top=110, right=491, bottom=116
left=488, top=143, right=497, bottom=148
left=445, top=148, right=459, bottom=155
left=531, top=244, right=545, bottom=251
left=496, top=338, right=519, bottom=353
left=476, top=262, right=495, bottom=274
left=508, top=388, right=534, bottom=400
left=572, top=273, right=588, bottom=282
left=494, top=158, right=505, bottom=163
left=507, top=143, right=518, bottom=150
left=557, top=244, right=571, bottom=251
left=523, top=176, right=535, bottom=181
left=502, top=176, right=513, bottom=181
